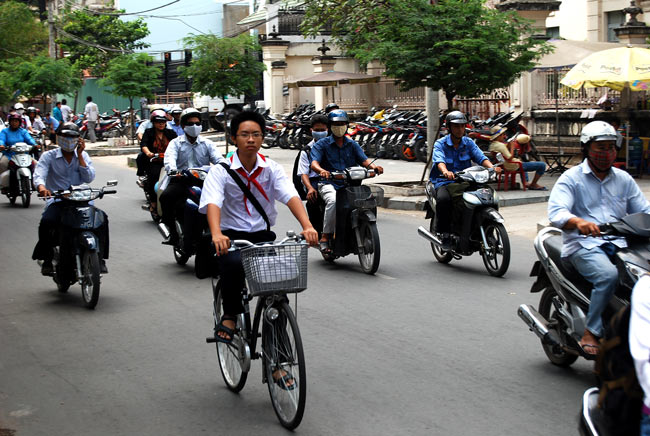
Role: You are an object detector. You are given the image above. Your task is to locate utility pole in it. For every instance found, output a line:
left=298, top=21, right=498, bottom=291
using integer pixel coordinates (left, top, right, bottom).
left=47, top=0, right=57, bottom=59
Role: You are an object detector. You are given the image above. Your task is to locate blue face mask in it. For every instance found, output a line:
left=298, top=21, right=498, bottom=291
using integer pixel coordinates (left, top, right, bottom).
left=312, top=130, right=328, bottom=141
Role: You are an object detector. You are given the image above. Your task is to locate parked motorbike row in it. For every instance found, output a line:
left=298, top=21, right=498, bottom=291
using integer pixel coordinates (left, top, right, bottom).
left=74, top=108, right=141, bottom=141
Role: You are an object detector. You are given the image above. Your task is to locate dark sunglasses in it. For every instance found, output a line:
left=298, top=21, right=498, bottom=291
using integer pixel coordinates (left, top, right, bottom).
left=185, top=121, right=201, bottom=126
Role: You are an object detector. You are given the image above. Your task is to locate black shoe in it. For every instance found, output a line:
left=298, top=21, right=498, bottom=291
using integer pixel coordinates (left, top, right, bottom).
left=100, top=259, right=108, bottom=274
left=41, top=260, right=54, bottom=276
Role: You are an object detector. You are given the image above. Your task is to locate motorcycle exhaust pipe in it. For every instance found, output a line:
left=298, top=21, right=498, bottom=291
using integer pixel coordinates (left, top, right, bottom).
left=157, top=222, right=171, bottom=240
left=417, top=226, right=442, bottom=246
left=517, top=304, right=561, bottom=348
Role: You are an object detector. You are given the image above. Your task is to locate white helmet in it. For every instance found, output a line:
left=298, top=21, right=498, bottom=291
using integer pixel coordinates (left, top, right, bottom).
left=580, top=121, right=621, bottom=149
left=180, top=107, right=201, bottom=126
left=14, top=103, right=24, bottom=110
left=170, top=105, right=182, bottom=114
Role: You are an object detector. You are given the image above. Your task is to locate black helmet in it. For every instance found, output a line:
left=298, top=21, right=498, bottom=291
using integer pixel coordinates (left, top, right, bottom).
left=180, top=107, right=201, bottom=126
left=445, top=110, right=468, bottom=126
left=57, top=122, right=80, bottom=137
left=325, top=103, right=340, bottom=113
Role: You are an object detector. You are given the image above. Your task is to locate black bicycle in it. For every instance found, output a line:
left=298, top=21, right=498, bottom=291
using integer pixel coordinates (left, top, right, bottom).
left=206, top=231, right=308, bottom=429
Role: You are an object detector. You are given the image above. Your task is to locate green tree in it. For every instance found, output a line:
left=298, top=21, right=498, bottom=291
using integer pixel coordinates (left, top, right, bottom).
left=100, top=53, right=163, bottom=140
left=180, top=33, right=266, bottom=106
left=0, top=0, right=48, bottom=62
left=302, top=0, right=552, bottom=108
left=4, top=55, right=81, bottom=109
left=57, top=9, right=150, bottom=76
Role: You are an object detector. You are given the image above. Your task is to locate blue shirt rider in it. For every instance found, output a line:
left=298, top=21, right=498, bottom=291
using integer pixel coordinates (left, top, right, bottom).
left=0, top=113, right=36, bottom=174
left=428, top=111, right=500, bottom=247
left=309, top=109, right=384, bottom=253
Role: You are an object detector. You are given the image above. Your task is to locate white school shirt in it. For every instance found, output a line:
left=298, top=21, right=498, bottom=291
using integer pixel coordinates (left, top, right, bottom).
left=199, top=152, right=299, bottom=232
left=630, top=274, right=650, bottom=413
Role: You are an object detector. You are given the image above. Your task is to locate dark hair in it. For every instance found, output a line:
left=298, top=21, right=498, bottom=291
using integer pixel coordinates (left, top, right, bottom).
left=311, top=114, right=328, bottom=128
left=62, top=99, right=67, bottom=104
left=230, top=110, right=265, bottom=137
left=56, top=101, right=61, bottom=106
left=86, top=96, right=92, bottom=102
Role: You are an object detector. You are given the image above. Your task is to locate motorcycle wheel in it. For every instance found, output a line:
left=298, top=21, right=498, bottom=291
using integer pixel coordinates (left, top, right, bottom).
left=538, top=287, right=578, bottom=367
left=20, top=176, right=31, bottom=208
left=53, top=248, right=69, bottom=293
left=480, top=222, right=510, bottom=277
left=8, top=194, right=16, bottom=205
left=80, top=250, right=101, bottom=309
left=278, top=134, right=290, bottom=149
left=429, top=219, right=452, bottom=264
left=414, top=138, right=428, bottom=163
left=357, top=221, right=381, bottom=274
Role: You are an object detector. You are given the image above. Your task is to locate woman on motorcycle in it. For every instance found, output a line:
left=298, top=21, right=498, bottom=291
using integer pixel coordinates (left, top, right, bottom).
left=140, top=109, right=177, bottom=213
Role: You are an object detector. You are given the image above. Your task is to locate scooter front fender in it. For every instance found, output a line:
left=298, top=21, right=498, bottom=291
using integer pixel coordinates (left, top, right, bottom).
left=78, top=231, right=99, bottom=252
left=351, top=208, right=376, bottom=229
left=478, top=207, right=504, bottom=224
left=17, top=167, right=31, bottom=178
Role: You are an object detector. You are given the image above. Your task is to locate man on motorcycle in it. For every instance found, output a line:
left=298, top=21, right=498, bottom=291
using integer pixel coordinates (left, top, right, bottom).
left=140, top=109, right=177, bottom=213
left=0, top=113, right=36, bottom=182
left=199, top=110, right=317, bottom=356
left=32, top=122, right=108, bottom=275
left=42, top=112, right=60, bottom=145
left=167, top=105, right=184, bottom=136
left=297, top=114, right=328, bottom=234
left=7, top=103, right=31, bottom=130
left=548, top=120, right=650, bottom=356
left=429, top=110, right=500, bottom=249
left=160, top=108, right=223, bottom=245
left=310, top=109, right=384, bottom=253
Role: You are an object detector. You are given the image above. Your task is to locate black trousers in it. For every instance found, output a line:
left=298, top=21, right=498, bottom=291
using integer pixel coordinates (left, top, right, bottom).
left=135, top=152, right=149, bottom=177
left=216, top=229, right=276, bottom=315
left=434, top=185, right=452, bottom=233
left=144, top=162, right=163, bottom=202
left=32, top=202, right=110, bottom=261
left=159, top=178, right=189, bottom=236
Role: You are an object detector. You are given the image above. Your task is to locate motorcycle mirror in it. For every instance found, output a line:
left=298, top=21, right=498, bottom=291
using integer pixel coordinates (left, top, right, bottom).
left=106, top=180, right=118, bottom=187
left=496, top=153, right=506, bottom=163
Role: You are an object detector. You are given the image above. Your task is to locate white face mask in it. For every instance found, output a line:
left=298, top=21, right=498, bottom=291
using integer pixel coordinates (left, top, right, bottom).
left=17, top=109, right=24, bottom=115
left=184, top=125, right=202, bottom=137
left=58, top=136, right=77, bottom=152
left=312, top=130, right=328, bottom=141
left=331, top=125, right=347, bottom=138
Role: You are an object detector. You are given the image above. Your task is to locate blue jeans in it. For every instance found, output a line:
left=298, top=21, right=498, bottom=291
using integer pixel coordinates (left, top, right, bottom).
left=568, top=246, right=618, bottom=337
left=521, top=161, right=546, bottom=176
left=641, top=413, right=650, bottom=436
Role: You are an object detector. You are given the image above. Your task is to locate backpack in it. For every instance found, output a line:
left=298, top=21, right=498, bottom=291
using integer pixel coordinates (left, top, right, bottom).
left=292, top=147, right=310, bottom=201
left=595, top=305, right=643, bottom=436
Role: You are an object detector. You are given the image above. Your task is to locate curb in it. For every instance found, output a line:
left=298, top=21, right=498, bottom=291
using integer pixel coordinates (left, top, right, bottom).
left=86, top=147, right=140, bottom=157
left=379, top=193, right=550, bottom=211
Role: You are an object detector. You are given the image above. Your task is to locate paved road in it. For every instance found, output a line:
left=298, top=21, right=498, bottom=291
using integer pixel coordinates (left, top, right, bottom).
left=0, top=158, right=596, bottom=435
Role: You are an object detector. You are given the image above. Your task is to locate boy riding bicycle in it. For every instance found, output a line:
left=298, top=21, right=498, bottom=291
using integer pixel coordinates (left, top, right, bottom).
left=198, top=111, right=318, bottom=386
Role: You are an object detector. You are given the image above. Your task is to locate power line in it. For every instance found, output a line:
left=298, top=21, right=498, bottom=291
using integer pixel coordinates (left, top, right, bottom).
left=55, top=25, right=132, bottom=53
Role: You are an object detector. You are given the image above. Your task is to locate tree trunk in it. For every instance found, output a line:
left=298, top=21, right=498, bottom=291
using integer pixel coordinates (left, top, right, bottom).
left=129, top=97, right=134, bottom=145
left=445, top=92, right=455, bottom=111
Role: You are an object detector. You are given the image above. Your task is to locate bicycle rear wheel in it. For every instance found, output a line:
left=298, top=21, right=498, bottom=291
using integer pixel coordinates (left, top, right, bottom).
left=213, top=278, right=248, bottom=392
left=262, top=300, right=306, bottom=430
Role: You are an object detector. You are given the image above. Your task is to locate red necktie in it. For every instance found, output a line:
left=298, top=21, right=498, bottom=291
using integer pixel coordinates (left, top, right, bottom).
left=235, top=166, right=269, bottom=216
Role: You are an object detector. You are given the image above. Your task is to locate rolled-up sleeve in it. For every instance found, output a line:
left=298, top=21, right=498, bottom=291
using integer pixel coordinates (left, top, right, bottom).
left=164, top=141, right=178, bottom=173
left=469, top=141, right=488, bottom=165
left=78, top=151, right=95, bottom=183
left=272, top=161, right=299, bottom=204
left=208, top=141, right=224, bottom=165
left=432, top=139, right=446, bottom=164
left=310, top=141, right=324, bottom=166
left=352, top=141, right=368, bottom=164
left=548, top=174, right=576, bottom=228
left=33, top=151, right=51, bottom=187
left=199, top=164, right=226, bottom=214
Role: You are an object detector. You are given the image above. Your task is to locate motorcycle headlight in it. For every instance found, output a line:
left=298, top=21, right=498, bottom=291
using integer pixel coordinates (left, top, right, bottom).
left=462, top=192, right=482, bottom=206
left=471, top=170, right=489, bottom=184
left=65, top=189, right=97, bottom=201
left=624, top=261, right=650, bottom=281
left=347, top=167, right=367, bottom=180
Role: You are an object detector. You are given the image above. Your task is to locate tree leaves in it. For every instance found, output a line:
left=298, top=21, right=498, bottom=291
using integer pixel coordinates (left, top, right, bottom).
left=0, top=1, right=48, bottom=63
left=179, top=34, right=266, bottom=102
left=99, top=53, right=163, bottom=102
left=302, top=0, right=552, bottom=106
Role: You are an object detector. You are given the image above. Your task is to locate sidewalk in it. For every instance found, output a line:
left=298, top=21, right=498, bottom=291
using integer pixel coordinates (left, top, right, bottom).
left=84, top=135, right=650, bottom=212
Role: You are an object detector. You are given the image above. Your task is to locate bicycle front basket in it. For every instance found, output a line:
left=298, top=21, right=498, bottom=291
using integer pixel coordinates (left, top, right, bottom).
left=240, top=242, right=308, bottom=296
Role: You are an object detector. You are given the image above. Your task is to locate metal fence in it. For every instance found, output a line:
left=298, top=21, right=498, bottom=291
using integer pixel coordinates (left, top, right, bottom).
left=454, top=89, right=510, bottom=120
left=533, top=68, right=622, bottom=109
left=278, top=10, right=331, bottom=35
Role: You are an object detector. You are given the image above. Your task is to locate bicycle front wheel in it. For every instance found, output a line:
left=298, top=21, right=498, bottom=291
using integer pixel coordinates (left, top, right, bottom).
left=213, top=278, right=248, bottom=392
left=262, top=300, right=306, bottom=430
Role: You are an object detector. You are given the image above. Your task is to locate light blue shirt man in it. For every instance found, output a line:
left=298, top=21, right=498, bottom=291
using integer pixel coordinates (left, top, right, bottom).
left=548, top=159, right=650, bottom=258
left=33, top=148, right=95, bottom=203
left=164, top=135, right=223, bottom=172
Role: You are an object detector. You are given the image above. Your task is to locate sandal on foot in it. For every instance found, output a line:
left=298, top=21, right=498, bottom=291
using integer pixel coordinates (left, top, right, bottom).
left=215, top=315, right=237, bottom=344
left=273, top=370, right=297, bottom=391
left=579, top=342, right=600, bottom=359
left=319, top=240, right=331, bottom=254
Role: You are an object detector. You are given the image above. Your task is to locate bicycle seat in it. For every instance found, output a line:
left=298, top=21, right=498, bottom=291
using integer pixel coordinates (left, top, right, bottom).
left=542, top=234, right=592, bottom=297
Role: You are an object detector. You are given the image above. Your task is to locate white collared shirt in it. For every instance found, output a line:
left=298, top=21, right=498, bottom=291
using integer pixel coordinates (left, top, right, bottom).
left=199, top=152, right=299, bottom=232
left=164, top=135, right=223, bottom=172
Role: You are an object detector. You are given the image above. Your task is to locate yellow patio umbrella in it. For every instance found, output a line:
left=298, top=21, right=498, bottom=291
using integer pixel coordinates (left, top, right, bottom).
left=560, top=46, right=650, bottom=91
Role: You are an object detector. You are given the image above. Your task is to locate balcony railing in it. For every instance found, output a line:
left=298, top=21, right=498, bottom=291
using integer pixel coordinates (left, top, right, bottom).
left=278, top=10, right=332, bottom=35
